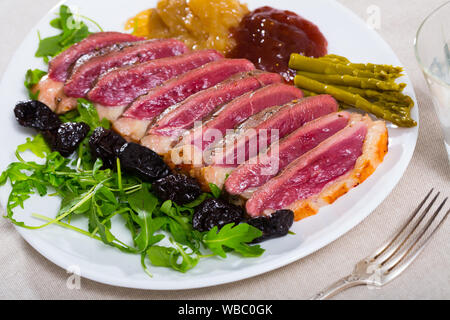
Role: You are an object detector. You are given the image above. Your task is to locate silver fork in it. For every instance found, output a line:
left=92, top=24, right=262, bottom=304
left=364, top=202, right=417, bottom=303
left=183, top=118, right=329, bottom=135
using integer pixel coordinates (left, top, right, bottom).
left=311, top=189, right=449, bottom=300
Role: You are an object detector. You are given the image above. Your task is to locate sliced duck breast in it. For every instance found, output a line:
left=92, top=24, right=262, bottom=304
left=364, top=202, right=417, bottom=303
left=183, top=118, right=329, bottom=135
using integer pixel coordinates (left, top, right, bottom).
left=64, top=39, right=189, bottom=98
left=225, top=111, right=351, bottom=197
left=211, top=95, right=339, bottom=167
left=245, top=115, right=388, bottom=220
left=141, top=71, right=282, bottom=155
left=37, top=35, right=144, bottom=113
left=192, top=95, right=338, bottom=191
left=184, top=83, right=304, bottom=153
left=33, top=76, right=78, bottom=113
left=113, top=59, right=255, bottom=141
left=69, top=41, right=137, bottom=74
left=48, top=32, right=143, bottom=82
left=88, top=49, right=223, bottom=106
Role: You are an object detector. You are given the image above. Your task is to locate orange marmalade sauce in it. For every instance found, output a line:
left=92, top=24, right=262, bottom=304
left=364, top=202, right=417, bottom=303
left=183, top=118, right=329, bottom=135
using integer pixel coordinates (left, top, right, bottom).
left=126, top=0, right=249, bottom=54
left=227, top=6, right=328, bottom=83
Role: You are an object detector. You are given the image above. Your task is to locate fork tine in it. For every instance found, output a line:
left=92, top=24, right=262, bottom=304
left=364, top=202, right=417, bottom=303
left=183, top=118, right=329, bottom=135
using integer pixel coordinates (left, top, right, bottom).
left=368, top=188, right=434, bottom=261
left=382, top=208, right=450, bottom=284
left=376, top=192, right=442, bottom=265
left=383, top=198, right=448, bottom=272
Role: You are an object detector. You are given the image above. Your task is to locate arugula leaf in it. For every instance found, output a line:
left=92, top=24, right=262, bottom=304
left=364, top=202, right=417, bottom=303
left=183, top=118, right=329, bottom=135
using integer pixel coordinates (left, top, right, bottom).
left=209, top=183, right=222, bottom=199
left=92, top=158, right=104, bottom=179
left=88, top=201, right=116, bottom=244
left=159, top=200, right=195, bottom=247
left=17, top=134, right=51, bottom=158
left=146, top=219, right=167, bottom=247
left=59, top=99, right=110, bottom=170
left=58, top=109, right=81, bottom=123
left=1, top=162, right=36, bottom=185
left=128, top=185, right=160, bottom=251
left=58, top=192, right=90, bottom=216
left=94, top=185, right=118, bottom=217
left=35, top=5, right=92, bottom=63
left=160, top=200, right=173, bottom=215
left=24, top=69, right=47, bottom=99
left=147, top=241, right=199, bottom=273
left=203, top=223, right=265, bottom=258
left=35, top=35, right=66, bottom=63
left=76, top=99, right=110, bottom=130
left=146, top=246, right=174, bottom=268
left=183, top=193, right=210, bottom=208
left=167, top=218, right=189, bottom=245
left=61, top=99, right=110, bottom=131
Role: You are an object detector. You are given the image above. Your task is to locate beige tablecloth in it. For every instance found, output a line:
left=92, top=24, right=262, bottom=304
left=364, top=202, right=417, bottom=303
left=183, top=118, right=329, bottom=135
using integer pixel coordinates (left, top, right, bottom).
left=0, top=0, right=449, bottom=300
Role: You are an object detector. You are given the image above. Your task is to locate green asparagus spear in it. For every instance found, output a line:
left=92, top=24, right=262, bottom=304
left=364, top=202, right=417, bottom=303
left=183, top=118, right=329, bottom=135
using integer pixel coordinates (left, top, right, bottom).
left=319, top=54, right=403, bottom=74
left=303, top=89, right=356, bottom=111
left=333, top=85, right=408, bottom=100
left=318, top=57, right=350, bottom=65
left=372, top=100, right=412, bottom=116
left=319, top=54, right=350, bottom=63
left=302, top=86, right=360, bottom=111
left=333, top=85, right=414, bottom=108
left=294, top=74, right=416, bottom=127
left=335, top=86, right=414, bottom=117
left=296, top=71, right=406, bottom=91
left=289, top=54, right=401, bottom=80
left=300, top=89, right=319, bottom=97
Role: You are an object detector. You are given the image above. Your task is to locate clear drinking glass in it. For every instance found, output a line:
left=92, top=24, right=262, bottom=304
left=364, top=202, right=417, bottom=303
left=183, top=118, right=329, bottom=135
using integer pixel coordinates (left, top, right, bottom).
left=415, top=1, right=450, bottom=162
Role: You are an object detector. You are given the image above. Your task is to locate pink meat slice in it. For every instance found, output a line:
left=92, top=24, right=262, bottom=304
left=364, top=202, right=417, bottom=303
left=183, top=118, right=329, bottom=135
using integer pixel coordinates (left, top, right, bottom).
left=121, top=59, right=256, bottom=121
left=245, top=121, right=368, bottom=217
left=225, top=111, right=350, bottom=195
left=48, top=32, right=143, bottom=82
left=69, top=42, right=135, bottom=73
left=187, top=83, right=304, bottom=151
left=87, top=49, right=223, bottom=106
left=64, top=39, right=189, bottom=98
left=148, top=71, right=282, bottom=137
left=214, top=94, right=339, bottom=167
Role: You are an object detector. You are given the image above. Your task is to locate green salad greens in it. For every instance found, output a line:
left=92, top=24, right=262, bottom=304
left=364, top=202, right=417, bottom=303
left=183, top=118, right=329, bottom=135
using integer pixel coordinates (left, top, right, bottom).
left=24, top=69, right=47, bottom=99
left=1, top=100, right=264, bottom=274
left=24, top=5, right=103, bottom=99
left=36, top=5, right=101, bottom=64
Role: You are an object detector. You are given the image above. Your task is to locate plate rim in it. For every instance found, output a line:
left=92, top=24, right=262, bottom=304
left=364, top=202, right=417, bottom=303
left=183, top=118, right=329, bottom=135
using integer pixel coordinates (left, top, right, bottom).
left=0, top=0, right=419, bottom=290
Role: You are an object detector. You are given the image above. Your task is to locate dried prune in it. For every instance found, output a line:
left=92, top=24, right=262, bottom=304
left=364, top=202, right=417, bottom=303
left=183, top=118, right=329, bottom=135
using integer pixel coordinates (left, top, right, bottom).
left=118, top=142, right=170, bottom=182
left=193, top=198, right=245, bottom=232
left=42, top=122, right=90, bottom=157
left=152, top=174, right=202, bottom=205
left=14, top=100, right=61, bottom=131
left=89, top=127, right=126, bottom=168
left=247, top=210, right=294, bottom=243
left=14, top=100, right=89, bottom=157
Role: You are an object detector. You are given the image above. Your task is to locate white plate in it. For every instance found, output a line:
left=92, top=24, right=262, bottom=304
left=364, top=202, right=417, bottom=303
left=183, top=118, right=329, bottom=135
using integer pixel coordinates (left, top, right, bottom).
left=0, top=0, right=418, bottom=290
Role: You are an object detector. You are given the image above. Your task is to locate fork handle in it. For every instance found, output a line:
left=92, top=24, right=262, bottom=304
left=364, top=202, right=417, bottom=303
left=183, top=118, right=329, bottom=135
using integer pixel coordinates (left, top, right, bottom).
left=310, top=275, right=366, bottom=300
